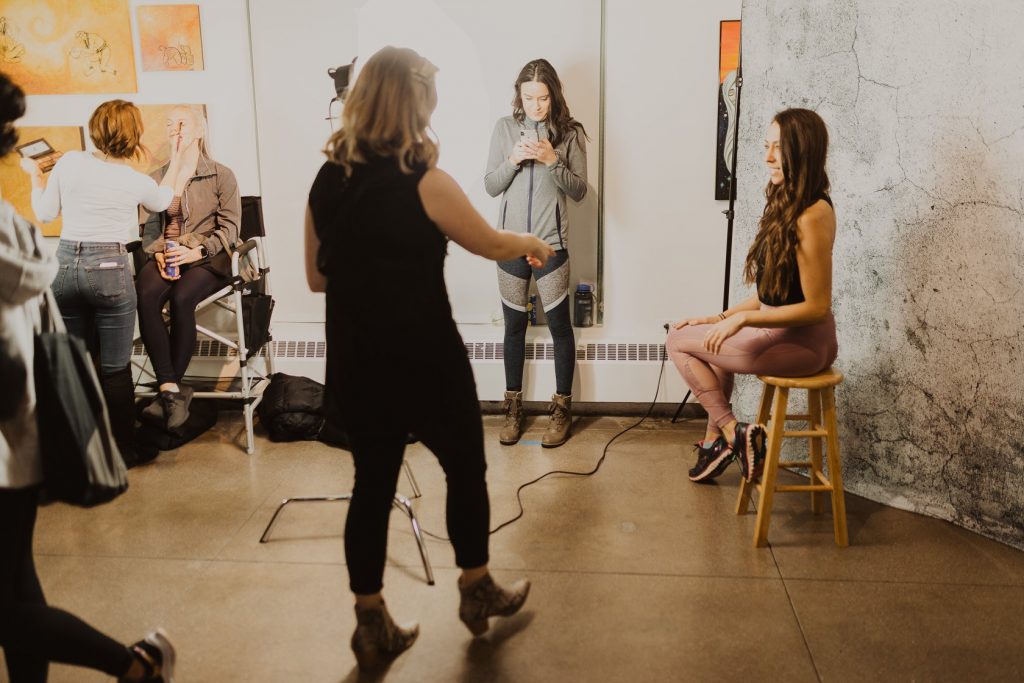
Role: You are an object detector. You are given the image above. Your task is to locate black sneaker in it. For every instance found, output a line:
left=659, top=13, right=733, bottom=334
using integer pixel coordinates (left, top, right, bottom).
left=125, top=628, right=175, bottom=682
left=733, top=422, right=767, bottom=482
left=688, top=436, right=734, bottom=482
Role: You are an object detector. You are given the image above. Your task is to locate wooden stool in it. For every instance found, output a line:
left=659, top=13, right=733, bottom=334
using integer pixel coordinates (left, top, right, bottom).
left=736, top=368, right=849, bottom=547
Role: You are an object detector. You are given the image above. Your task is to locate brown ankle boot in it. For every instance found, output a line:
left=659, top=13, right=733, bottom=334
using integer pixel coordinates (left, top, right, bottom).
left=350, top=601, right=419, bottom=669
left=458, top=574, right=531, bottom=636
left=499, top=390, right=524, bottom=445
left=541, top=393, right=572, bottom=448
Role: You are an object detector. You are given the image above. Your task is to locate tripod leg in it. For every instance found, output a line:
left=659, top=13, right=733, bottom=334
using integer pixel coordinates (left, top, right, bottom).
left=671, top=390, right=692, bottom=423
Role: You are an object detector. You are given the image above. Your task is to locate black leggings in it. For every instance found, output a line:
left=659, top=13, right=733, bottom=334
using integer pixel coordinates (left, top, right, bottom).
left=498, top=250, right=575, bottom=395
left=137, top=260, right=223, bottom=384
left=339, top=349, right=490, bottom=594
left=0, top=487, right=133, bottom=682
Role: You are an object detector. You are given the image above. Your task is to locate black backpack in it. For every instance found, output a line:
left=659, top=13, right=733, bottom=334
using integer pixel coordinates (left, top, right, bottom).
left=257, top=373, right=325, bottom=442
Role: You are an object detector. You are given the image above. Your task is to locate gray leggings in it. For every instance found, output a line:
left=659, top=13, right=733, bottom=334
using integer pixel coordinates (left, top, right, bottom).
left=667, top=305, right=838, bottom=434
left=497, top=250, right=575, bottom=395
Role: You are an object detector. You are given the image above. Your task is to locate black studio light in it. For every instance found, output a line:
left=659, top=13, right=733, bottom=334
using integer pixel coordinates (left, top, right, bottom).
left=328, top=57, right=357, bottom=103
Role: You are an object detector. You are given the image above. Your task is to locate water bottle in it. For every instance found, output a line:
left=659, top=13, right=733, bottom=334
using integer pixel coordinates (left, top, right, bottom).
left=574, top=283, right=594, bottom=327
left=164, top=240, right=179, bottom=279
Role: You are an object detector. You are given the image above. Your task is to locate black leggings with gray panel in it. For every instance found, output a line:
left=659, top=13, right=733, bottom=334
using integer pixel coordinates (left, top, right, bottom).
left=497, top=249, right=575, bottom=396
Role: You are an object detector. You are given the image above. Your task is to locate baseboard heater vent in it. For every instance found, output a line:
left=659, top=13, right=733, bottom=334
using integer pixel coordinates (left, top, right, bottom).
left=465, top=342, right=667, bottom=362
left=133, top=340, right=667, bottom=362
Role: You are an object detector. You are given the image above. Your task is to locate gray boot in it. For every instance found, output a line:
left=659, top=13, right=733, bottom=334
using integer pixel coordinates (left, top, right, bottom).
left=499, top=390, right=524, bottom=445
left=542, top=393, right=572, bottom=448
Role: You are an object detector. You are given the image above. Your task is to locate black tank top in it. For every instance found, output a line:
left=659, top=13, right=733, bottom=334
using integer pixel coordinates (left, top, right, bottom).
left=756, top=193, right=833, bottom=306
left=308, top=155, right=463, bottom=391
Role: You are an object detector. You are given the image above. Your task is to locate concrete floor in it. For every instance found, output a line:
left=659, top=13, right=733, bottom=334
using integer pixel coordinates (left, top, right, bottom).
left=30, top=413, right=1024, bottom=682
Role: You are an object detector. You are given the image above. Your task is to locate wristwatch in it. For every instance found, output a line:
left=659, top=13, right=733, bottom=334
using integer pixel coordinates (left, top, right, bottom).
left=198, top=245, right=209, bottom=259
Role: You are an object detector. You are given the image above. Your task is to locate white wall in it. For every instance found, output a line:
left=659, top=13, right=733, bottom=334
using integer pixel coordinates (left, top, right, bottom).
left=247, top=0, right=600, bottom=327
left=250, top=0, right=742, bottom=403
left=12, top=0, right=744, bottom=404
left=15, top=0, right=260, bottom=199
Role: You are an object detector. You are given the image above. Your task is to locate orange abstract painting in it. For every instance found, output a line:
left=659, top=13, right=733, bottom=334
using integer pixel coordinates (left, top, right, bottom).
left=0, top=126, right=86, bottom=236
left=137, top=4, right=204, bottom=72
left=133, top=103, right=207, bottom=175
left=719, top=20, right=740, bottom=84
left=0, top=0, right=137, bottom=94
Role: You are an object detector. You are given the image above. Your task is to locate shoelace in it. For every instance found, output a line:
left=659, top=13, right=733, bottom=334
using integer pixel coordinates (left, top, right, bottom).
left=503, top=399, right=521, bottom=422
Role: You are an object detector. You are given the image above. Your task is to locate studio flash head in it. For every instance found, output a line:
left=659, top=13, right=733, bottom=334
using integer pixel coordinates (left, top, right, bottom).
left=328, top=57, right=357, bottom=103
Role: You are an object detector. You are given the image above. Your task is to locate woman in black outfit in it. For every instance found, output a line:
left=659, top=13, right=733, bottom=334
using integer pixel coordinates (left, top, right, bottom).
left=304, top=46, right=553, bottom=669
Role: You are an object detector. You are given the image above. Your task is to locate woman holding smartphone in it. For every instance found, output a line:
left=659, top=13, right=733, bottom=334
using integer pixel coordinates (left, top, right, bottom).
left=484, top=58, right=588, bottom=448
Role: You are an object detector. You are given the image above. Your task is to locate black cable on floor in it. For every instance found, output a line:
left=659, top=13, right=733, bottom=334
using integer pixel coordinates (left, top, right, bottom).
left=420, top=335, right=669, bottom=542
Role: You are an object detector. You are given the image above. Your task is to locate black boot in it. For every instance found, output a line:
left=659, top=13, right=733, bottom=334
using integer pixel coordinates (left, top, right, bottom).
left=100, top=366, right=158, bottom=469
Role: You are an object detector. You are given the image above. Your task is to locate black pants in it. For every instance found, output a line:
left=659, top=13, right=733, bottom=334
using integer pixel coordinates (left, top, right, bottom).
left=136, top=260, right=223, bottom=384
left=0, top=487, right=133, bottom=682
left=339, top=348, right=490, bottom=594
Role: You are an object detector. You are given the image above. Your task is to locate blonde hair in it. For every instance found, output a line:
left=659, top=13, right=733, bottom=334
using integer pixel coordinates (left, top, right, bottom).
left=88, top=99, right=145, bottom=160
left=324, top=46, right=439, bottom=175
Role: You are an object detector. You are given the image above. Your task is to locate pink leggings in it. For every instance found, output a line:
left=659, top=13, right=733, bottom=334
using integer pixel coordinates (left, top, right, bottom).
left=667, top=307, right=838, bottom=435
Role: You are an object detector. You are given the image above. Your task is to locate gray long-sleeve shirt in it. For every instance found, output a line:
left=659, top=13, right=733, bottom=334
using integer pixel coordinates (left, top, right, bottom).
left=484, top=115, right=587, bottom=250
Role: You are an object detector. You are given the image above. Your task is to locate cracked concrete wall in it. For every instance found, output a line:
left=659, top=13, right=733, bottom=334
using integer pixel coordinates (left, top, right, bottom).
left=732, top=0, right=1024, bottom=548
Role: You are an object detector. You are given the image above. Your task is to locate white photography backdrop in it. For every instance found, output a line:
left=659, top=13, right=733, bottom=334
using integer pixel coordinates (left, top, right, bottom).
left=247, top=0, right=600, bottom=325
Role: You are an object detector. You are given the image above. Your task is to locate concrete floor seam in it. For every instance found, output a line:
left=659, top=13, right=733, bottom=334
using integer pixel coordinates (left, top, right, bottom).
left=772, top=545, right=824, bottom=683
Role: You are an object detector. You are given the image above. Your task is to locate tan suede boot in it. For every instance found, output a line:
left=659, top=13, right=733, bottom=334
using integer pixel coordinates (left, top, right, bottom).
left=458, top=574, right=531, bottom=636
left=350, top=601, right=419, bottom=670
left=541, top=393, right=572, bottom=448
left=499, top=390, right=524, bottom=445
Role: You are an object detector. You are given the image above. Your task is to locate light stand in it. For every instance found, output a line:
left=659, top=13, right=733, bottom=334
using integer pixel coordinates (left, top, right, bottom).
left=671, top=51, right=743, bottom=424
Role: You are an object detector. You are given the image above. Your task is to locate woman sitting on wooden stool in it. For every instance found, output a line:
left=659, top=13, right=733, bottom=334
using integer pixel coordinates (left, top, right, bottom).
left=667, top=108, right=838, bottom=483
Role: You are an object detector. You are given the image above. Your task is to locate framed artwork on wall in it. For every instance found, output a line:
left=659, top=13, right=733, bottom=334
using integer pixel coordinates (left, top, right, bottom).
left=0, top=0, right=137, bottom=94
left=716, top=19, right=740, bottom=200
left=137, top=4, right=204, bottom=71
left=0, top=126, right=86, bottom=236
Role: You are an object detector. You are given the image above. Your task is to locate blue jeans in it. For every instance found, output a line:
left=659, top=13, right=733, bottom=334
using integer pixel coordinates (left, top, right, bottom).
left=51, top=241, right=136, bottom=375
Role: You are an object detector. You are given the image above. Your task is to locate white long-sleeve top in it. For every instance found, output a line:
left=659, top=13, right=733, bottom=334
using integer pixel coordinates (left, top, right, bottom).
left=31, top=151, right=173, bottom=243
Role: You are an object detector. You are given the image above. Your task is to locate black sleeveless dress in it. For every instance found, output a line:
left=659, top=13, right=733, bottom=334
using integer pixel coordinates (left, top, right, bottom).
left=308, top=156, right=476, bottom=427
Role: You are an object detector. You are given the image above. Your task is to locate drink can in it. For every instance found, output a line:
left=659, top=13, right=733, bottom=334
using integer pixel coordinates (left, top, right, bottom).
left=165, top=240, right=179, bottom=278
left=527, top=294, right=537, bottom=326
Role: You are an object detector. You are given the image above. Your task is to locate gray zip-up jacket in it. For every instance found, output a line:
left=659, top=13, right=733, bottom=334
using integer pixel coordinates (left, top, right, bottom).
left=484, top=115, right=587, bottom=250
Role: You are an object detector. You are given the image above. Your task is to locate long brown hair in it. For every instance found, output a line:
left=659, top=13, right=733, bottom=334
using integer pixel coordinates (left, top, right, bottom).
left=743, top=108, right=830, bottom=302
left=511, top=58, right=587, bottom=148
left=324, top=46, right=439, bottom=176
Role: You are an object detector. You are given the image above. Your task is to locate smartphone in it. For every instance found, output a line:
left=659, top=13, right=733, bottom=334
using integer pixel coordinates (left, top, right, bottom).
left=519, top=129, right=539, bottom=144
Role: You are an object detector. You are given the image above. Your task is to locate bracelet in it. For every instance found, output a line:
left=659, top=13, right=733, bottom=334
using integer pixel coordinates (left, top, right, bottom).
left=718, top=312, right=727, bottom=320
